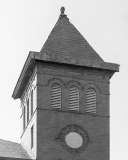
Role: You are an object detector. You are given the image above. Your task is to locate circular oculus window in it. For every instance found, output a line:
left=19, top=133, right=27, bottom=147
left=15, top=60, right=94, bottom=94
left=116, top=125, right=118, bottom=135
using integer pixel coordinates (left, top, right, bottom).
left=57, top=125, right=89, bottom=154
left=65, top=132, right=83, bottom=148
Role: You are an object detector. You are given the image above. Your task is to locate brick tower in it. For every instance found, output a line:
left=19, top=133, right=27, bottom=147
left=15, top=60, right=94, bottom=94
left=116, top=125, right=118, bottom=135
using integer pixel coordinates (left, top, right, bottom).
left=12, top=7, right=119, bottom=160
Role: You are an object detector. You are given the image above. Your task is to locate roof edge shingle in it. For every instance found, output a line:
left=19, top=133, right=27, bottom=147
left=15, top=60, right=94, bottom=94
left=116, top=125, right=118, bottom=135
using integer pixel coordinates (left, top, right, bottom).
left=40, top=10, right=104, bottom=62
left=0, top=139, right=30, bottom=159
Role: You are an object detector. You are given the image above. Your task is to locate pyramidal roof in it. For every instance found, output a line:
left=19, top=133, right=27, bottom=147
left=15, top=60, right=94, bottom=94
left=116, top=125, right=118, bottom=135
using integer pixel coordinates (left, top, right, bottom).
left=12, top=7, right=119, bottom=99
left=40, top=8, right=104, bottom=62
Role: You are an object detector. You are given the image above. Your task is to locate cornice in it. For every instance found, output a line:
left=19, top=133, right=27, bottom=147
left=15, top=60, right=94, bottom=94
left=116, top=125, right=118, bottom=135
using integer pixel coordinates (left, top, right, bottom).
left=12, top=51, right=37, bottom=99
left=12, top=51, right=119, bottom=100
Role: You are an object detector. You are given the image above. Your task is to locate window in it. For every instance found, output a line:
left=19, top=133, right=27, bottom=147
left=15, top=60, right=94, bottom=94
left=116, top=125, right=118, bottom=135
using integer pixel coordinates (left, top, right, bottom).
left=86, top=88, right=96, bottom=113
left=27, top=98, right=29, bottom=123
left=51, top=83, right=61, bottom=109
left=69, top=86, right=79, bottom=111
left=31, top=125, right=34, bottom=149
left=31, top=90, right=33, bottom=116
left=23, top=105, right=26, bottom=130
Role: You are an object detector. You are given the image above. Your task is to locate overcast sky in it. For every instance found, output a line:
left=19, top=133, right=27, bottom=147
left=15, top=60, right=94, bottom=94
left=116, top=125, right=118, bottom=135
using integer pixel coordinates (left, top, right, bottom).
left=0, top=0, right=128, bottom=160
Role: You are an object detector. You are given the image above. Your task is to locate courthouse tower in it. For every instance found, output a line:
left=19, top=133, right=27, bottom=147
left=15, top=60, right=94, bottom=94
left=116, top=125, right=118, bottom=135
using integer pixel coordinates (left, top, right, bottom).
left=12, top=7, right=119, bottom=160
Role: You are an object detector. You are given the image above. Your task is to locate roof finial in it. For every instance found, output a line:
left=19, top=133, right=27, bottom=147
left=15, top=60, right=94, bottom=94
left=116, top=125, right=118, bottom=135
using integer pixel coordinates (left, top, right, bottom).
left=60, top=7, right=65, bottom=14
left=59, top=7, right=69, bottom=20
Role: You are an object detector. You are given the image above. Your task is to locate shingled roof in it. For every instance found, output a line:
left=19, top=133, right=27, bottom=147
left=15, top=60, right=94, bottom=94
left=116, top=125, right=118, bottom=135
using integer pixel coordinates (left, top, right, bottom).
left=12, top=7, right=119, bottom=99
left=40, top=9, right=104, bottom=62
left=0, top=139, right=30, bottom=159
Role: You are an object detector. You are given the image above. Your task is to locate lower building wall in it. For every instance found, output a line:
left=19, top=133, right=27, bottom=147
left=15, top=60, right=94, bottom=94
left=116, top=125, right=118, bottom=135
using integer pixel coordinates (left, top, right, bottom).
left=37, top=109, right=109, bottom=160
left=21, top=111, right=37, bottom=159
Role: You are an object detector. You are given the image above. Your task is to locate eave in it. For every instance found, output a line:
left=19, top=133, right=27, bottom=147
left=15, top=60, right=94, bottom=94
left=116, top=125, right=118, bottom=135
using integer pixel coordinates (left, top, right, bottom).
left=37, top=52, right=119, bottom=72
left=12, top=51, right=36, bottom=99
left=12, top=51, right=119, bottom=100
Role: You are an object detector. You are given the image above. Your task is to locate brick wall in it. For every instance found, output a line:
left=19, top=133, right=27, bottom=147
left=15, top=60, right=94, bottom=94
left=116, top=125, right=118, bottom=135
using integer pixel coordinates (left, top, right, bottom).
left=21, top=70, right=37, bottom=159
left=21, top=111, right=37, bottom=159
left=36, top=62, right=110, bottom=160
left=37, top=62, right=110, bottom=116
left=37, top=110, right=109, bottom=160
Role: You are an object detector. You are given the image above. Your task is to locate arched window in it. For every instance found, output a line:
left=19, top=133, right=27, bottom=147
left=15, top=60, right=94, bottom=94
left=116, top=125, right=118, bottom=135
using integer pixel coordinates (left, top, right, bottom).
left=69, top=85, right=79, bottom=111
left=86, top=88, right=96, bottom=113
left=27, top=98, right=29, bottom=123
left=51, top=83, right=61, bottom=109
left=31, top=90, right=33, bottom=116
left=23, top=105, right=26, bottom=130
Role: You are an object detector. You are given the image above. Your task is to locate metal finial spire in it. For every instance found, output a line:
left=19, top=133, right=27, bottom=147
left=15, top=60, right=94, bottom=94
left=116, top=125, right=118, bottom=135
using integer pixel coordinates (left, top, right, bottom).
left=60, top=7, right=65, bottom=14
left=59, top=7, right=69, bottom=20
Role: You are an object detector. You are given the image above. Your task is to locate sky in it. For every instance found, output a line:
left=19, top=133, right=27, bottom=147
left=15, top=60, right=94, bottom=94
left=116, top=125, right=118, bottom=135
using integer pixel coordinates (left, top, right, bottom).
left=0, top=0, right=128, bottom=159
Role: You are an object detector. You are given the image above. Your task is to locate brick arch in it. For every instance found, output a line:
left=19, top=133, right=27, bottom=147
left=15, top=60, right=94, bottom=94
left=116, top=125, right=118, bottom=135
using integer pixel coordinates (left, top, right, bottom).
left=85, top=83, right=99, bottom=93
left=47, top=78, right=65, bottom=89
left=66, top=80, right=82, bottom=89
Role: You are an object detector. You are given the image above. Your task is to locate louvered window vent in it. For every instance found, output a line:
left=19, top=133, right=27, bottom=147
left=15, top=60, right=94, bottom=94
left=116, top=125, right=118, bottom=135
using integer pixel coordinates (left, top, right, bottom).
left=51, top=84, right=61, bottom=109
left=69, top=86, right=79, bottom=111
left=86, top=88, right=96, bottom=113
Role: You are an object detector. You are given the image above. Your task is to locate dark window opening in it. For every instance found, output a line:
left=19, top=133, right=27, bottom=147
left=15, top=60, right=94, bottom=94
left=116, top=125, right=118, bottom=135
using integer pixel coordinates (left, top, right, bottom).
left=27, top=98, right=29, bottom=123
left=31, top=125, right=34, bottom=149
left=31, top=90, right=33, bottom=116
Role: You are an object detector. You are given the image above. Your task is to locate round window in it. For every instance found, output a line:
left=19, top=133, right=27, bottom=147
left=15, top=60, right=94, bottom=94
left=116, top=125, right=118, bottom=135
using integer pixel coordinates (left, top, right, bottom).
left=57, top=125, right=89, bottom=154
left=65, top=132, right=83, bottom=148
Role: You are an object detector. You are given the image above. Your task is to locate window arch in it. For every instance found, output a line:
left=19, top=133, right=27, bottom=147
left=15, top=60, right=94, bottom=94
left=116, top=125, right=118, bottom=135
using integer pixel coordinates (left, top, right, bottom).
left=51, top=83, right=61, bottom=109
left=69, top=85, right=79, bottom=111
left=86, top=88, right=96, bottom=113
